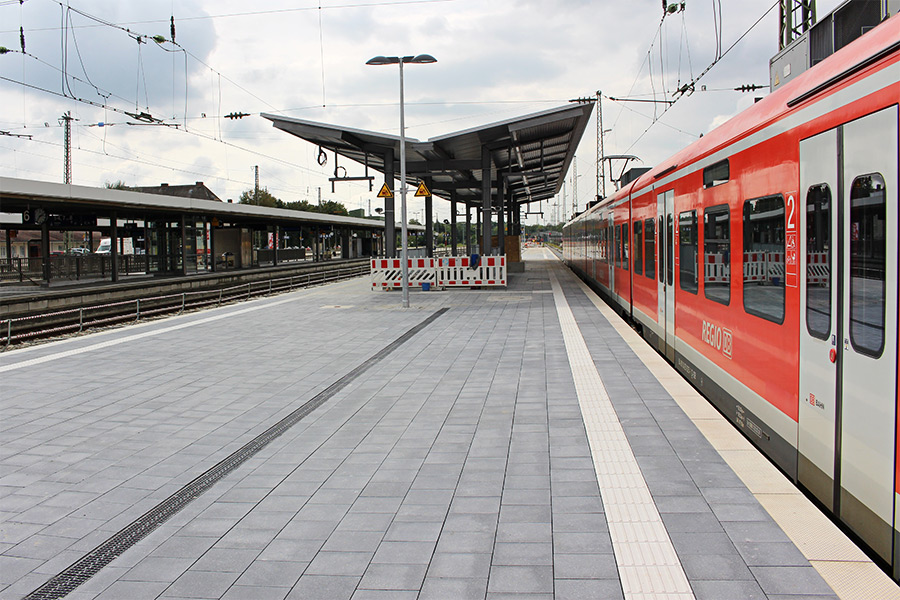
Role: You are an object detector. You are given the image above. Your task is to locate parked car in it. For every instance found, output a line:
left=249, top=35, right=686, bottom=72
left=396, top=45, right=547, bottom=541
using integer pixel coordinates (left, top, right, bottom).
left=68, top=247, right=90, bottom=256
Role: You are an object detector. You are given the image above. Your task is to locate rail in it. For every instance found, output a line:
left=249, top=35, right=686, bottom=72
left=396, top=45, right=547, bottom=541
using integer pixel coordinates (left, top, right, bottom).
left=0, top=262, right=368, bottom=349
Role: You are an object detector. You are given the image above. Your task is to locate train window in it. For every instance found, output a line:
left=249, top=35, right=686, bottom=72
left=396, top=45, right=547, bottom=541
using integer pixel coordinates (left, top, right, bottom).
left=704, top=205, right=731, bottom=305
left=703, top=159, right=730, bottom=188
left=849, top=174, right=886, bottom=358
left=623, top=224, right=630, bottom=271
left=644, top=219, right=655, bottom=279
left=666, top=214, right=674, bottom=285
left=679, top=210, right=698, bottom=293
left=743, top=195, right=785, bottom=324
left=805, top=184, right=831, bottom=339
left=614, top=223, right=620, bottom=267
left=634, top=221, right=643, bottom=275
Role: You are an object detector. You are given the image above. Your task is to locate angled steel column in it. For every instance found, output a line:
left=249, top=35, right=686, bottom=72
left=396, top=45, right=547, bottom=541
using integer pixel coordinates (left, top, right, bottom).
left=209, top=220, right=217, bottom=273
left=383, top=148, right=396, bottom=257
left=273, top=226, right=280, bottom=266
left=497, top=175, right=505, bottom=257
left=476, top=206, right=481, bottom=255
left=109, top=213, right=119, bottom=282
left=40, top=219, right=51, bottom=284
left=465, top=202, right=472, bottom=256
left=179, top=215, right=187, bottom=276
left=450, top=190, right=458, bottom=256
left=481, top=146, right=492, bottom=256
left=424, top=176, right=433, bottom=257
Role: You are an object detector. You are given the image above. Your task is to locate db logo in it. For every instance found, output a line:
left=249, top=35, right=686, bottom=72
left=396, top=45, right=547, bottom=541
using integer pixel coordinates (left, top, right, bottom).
left=721, top=328, right=733, bottom=358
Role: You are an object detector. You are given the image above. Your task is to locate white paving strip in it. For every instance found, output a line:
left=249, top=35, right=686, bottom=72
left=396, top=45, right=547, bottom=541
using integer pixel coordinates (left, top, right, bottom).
left=548, top=265, right=695, bottom=600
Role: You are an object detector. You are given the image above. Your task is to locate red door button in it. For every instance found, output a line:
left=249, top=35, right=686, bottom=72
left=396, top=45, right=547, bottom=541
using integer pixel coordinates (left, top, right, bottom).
left=829, top=349, right=836, bottom=363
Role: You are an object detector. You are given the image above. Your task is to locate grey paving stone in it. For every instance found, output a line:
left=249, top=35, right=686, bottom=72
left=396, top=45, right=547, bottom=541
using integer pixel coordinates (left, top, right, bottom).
left=487, top=564, right=553, bottom=594
left=552, top=531, right=614, bottom=554
left=351, top=590, right=418, bottom=600
left=691, top=579, right=768, bottom=600
left=234, top=560, right=306, bottom=588
left=162, top=570, right=240, bottom=598
left=221, top=585, right=289, bottom=600
left=419, top=577, right=488, bottom=600
left=286, top=574, right=360, bottom=600
left=305, top=551, right=374, bottom=576
left=95, top=580, right=170, bottom=600
left=435, top=531, right=496, bottom=554
left=370, top=541, right=436, bottom=565
left=492, top=542, right=553, bottom=566
left=553, top=552, right=620, bottom=579
left=358, top=562, right=427, bottom=590
left=732, top=541, right=812, bottom=567
left=750, top=566, right=838, bottom=596
left=554, top=578, right=625, bottom=600
left=257, top=538, right=323, bottom=562
left=191, top=547, right=259, bottom=573
left=427, top=552, right=491, bottom=579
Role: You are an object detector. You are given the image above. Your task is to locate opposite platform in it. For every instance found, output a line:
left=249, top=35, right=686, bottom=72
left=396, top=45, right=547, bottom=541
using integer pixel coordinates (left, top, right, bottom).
left=0, top=249, right=892, bottom=599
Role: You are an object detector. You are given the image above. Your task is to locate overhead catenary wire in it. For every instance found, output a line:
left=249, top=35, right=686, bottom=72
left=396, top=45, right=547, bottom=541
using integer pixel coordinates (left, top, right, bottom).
left=614, top=0, right=780, bottom=156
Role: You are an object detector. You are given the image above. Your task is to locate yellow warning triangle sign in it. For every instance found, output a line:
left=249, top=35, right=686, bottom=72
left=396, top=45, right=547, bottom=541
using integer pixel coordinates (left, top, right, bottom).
left=414, top=181, right=431, bottom=197
left=377, top=183, right=393, bottom=198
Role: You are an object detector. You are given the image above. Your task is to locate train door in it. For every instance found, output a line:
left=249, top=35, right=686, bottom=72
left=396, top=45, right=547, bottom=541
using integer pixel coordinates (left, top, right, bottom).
left=799, top=106, right=898, bottom=563
left=658, top=189, right=675, bottom=360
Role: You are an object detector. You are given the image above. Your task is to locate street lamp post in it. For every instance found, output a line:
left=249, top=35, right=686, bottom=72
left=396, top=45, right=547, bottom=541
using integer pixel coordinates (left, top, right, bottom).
left=366, top=54, right=436, bottom=308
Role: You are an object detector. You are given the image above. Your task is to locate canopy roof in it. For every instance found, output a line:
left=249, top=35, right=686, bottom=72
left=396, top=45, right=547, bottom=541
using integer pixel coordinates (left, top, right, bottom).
left=262, top=103, right=594, bottom=206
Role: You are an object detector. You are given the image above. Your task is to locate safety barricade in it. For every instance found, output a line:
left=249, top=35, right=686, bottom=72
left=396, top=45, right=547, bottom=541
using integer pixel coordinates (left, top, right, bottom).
left=743, top=252, right=767, bottom=283
left=767, top=252, right=785, bottom=284
left=807, top=252, right=829, bottom=285
left=436, top=256, right=507, bottom=288
left=703, top=254, right=729, bottom=283
left=370, top=258, right=436, bottom=290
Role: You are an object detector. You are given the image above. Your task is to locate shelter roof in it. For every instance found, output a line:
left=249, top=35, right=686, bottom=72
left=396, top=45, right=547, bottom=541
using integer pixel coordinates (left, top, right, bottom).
left=261, top=102, right=594, bottom=206
left=0, top=177, right=412, bottom=231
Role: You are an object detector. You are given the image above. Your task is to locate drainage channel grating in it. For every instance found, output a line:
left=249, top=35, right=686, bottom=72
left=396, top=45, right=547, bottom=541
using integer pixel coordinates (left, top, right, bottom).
left=24, top=307, right=450, bottom=600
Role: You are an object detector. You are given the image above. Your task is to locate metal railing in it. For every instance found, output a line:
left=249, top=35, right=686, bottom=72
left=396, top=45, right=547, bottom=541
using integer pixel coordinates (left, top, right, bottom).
left=1, top=255, right=154, bottom=284
left=1, top=263, right=368, bottom=348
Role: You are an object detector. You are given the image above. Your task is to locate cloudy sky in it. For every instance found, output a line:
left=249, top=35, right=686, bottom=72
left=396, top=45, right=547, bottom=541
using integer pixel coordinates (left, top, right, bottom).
left=0, top=0, right=847, bottom=224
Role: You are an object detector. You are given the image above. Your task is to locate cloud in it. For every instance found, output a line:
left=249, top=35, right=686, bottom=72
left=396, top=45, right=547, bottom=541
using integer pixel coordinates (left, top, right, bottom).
left=0, top=0, right=855, bottom=224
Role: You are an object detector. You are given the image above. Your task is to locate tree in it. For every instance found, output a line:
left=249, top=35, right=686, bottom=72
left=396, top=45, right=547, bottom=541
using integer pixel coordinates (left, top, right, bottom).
left=238, top=188, right=283, bottom=208
left=105, top=180, right=130, bottom=190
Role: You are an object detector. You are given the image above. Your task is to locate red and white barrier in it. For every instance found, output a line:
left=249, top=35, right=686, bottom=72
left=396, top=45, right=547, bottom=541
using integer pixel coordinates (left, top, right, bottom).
left=437, top=256, right=506, bottom=288
left=370, top=258, right=436, bottom=290
left=767, top=252, right=785, bottom=282
left=807, top=252, right=829, bottom=285
left=743, top=252, right=767, bottom=283
left=704, top=254, right=729, bottom=283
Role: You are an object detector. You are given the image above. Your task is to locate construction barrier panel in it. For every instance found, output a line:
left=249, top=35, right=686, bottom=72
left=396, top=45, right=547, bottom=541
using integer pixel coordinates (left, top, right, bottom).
left=437, top=256, right=506, bottom=288
left=807, top=251, right=829, bottom=285
left=370, top=258, right=436, bottom=290
left=703, top=254, right=729, bottom=283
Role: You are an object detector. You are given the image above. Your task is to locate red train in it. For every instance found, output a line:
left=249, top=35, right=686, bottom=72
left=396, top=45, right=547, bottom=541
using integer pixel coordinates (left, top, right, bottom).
left=564, top=14, right=899, bottom=574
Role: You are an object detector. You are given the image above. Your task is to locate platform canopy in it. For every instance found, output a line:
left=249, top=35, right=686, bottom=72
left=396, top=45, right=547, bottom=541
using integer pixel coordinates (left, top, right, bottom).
left=261, top=102, right=594, bottom=207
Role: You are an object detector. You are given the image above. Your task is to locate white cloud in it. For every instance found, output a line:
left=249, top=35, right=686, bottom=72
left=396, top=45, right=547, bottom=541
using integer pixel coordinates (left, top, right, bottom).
left=0, top=0, right=851, bottom=224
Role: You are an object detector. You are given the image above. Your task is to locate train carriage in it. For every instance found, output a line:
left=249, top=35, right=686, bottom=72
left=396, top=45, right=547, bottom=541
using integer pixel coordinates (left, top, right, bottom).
left=564, top=13, right=900, bottom=574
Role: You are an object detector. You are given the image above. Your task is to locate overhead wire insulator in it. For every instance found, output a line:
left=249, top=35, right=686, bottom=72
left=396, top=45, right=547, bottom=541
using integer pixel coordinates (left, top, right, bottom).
left=170, top=16, right=176, bottom=43
left=20, top=26, right=25, bottom=53
left=224, top=112, right=250, bottom=120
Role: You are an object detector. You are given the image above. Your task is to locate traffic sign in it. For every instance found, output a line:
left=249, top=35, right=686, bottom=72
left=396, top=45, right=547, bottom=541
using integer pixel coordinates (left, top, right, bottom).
left=414, top=181, right=431, bottom=197
left=377, top=183, right=393, bottom=198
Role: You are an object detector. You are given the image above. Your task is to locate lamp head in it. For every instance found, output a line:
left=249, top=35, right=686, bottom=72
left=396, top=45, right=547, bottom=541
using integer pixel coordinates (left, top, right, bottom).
left=366, top=56, right=400, bottom=65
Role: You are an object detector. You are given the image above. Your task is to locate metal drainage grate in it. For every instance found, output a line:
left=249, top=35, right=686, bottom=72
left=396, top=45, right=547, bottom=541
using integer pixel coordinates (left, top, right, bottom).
left=24, top=307, right=450, bottom=600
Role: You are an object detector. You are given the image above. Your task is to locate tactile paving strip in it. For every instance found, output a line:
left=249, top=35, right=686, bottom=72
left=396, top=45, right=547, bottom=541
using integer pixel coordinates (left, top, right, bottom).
left=548, top=267, right=694, bottom=600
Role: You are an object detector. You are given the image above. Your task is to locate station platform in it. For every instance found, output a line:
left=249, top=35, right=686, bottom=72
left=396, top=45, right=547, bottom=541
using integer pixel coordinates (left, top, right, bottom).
left=1, top=248, right=897, bottom=600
